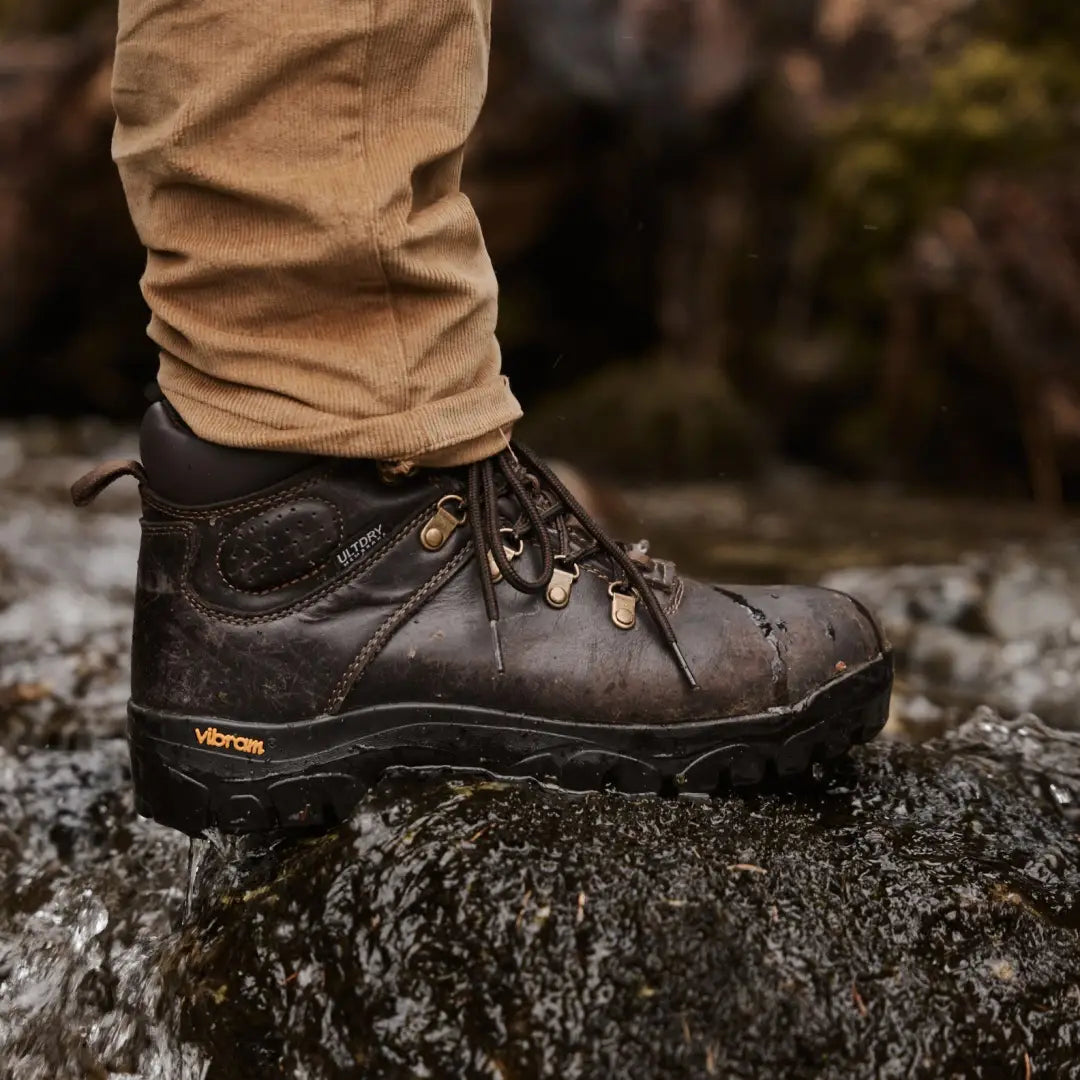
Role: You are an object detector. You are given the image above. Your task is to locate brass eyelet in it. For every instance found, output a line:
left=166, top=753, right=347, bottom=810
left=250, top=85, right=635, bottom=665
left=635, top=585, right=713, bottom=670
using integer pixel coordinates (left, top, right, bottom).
left=420, top=494, right=466, bottom=552
left=546, top=559, right=580, bottom=609
left=608, top=581, right=638, bottom=629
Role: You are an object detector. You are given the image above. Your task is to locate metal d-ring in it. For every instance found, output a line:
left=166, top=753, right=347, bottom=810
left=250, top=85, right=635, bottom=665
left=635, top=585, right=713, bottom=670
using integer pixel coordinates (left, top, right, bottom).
left=607, top=579, right=638, bottom=629
left=546, top=555, right=581, bottom=609
left=420, top=493, right=466, bottom=551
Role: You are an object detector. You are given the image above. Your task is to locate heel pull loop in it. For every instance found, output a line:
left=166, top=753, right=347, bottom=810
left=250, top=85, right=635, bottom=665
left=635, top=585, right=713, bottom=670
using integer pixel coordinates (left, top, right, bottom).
left=71, top=459, right=147, bottom=507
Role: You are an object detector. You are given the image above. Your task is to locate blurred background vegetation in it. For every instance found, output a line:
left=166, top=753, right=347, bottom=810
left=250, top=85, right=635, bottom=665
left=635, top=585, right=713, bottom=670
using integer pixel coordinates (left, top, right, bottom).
left=1, top=0, right=1078, bottom=499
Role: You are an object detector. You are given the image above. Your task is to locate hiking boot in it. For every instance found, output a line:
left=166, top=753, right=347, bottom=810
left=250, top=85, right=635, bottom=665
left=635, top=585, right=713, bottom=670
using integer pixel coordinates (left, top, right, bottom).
left=73, top=402, right=892, bottom=837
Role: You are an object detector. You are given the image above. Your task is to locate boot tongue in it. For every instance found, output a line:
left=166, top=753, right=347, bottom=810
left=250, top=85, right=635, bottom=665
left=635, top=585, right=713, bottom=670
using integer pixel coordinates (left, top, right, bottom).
left=494, top=465, right=659, bottom=584
left=527, top=474, right=681, bottom=592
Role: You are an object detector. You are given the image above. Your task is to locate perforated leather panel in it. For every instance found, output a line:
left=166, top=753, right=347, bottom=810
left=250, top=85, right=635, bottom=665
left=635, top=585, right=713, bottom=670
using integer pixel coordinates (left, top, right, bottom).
left=218, top=499, right=343, bottom=592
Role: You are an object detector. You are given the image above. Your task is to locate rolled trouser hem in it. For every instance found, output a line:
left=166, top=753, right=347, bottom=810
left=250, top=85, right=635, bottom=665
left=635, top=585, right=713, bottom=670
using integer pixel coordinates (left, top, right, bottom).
left=161, top=371, right=523, bottom=467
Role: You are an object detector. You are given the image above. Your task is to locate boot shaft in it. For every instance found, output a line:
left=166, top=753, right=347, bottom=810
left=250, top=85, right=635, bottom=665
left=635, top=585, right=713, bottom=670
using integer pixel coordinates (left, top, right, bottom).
left=131, top=403, right=466, bottom=722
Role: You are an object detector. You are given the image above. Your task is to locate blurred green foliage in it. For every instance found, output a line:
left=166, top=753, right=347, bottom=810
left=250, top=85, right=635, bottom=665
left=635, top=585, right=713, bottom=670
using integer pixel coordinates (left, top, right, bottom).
left=821, top=37, right=1080, bottom=281
left=802, top=9, right=1080, bottom=482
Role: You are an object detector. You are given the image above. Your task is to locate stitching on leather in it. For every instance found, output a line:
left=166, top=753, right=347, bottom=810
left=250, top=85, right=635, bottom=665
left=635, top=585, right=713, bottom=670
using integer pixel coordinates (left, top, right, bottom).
left=581, top=564, right=613, bottom=585
left=664, top=576, right=686, bottom=617
left=141, top=469, right=331, bottom=521
left=169, top=502, right=440, bottom=625
left=140, top=521, right=190, bottom=535
left=326, top=544, right=473, bottom=713
left=213, top=497, right=345, bottom=595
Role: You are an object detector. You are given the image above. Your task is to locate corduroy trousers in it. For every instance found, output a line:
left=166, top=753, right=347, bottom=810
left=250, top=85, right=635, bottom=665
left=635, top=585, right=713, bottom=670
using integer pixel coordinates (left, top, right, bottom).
left=112, top=0, right=521, bottom=465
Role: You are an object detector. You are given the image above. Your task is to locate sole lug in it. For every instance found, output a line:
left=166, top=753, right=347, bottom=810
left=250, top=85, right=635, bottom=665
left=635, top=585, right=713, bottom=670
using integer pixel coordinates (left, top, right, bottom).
left=729, top=748, right=767, bottom=787
left=128, top=654, right=893, bottom=837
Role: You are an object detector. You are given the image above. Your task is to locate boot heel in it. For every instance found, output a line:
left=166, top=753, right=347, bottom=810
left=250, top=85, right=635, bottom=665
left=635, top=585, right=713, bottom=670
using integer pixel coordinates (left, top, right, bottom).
left=128, top=707, right=368, bottom=837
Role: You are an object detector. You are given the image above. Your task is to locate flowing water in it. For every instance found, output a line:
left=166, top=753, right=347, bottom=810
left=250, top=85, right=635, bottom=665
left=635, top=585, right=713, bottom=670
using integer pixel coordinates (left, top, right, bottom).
left=2, top=422, right=1079, bottom=1079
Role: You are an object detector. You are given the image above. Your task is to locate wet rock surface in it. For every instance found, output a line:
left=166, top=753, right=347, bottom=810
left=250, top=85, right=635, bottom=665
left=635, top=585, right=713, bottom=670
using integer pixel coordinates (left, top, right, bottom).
left=0, top=740, right=190, bottom=1078
left=181, top=722, right=1080, bottom=1080
left=2, top=422, right=1080, bottom=1079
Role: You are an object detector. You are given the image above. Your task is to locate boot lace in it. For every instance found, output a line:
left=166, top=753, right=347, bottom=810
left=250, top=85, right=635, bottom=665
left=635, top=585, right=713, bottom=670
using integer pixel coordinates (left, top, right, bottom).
left=464, top=443, right=698, bottom=689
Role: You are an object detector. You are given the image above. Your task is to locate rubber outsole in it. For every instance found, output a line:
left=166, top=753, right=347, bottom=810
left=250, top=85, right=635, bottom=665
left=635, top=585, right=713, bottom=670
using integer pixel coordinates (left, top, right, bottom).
left=128, top=653, right=892, bottom=837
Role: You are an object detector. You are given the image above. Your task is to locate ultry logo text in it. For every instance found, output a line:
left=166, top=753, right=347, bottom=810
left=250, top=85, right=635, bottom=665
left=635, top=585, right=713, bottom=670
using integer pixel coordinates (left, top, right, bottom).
left=336, top=523, right=385, bottom=567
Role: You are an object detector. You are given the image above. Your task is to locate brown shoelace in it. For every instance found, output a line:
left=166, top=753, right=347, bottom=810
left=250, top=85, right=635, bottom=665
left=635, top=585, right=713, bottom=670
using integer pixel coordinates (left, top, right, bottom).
left=465, top=443, right=699, bottom=689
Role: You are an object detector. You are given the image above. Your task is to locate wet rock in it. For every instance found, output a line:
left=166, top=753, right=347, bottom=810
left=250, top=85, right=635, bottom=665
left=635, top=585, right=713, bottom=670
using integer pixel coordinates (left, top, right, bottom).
left=173, top=712, right=1080, bottom=1080
left=0, top=739, right=190, bottom=1080
left=3, top=715, right=1078, bottom=1080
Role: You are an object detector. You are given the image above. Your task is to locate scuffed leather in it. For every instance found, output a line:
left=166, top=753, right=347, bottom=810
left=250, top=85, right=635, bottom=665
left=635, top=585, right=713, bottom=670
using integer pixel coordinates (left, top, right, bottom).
left=346, top=573, right=882, bottom=725
left=130, top=452, right=885, bottom=727
left=131, top=461, right=466, bottom=722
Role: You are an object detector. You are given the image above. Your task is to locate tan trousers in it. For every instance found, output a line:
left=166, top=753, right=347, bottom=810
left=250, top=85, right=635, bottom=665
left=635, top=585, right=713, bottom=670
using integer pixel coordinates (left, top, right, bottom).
left=112, top=0, right=521, bottom=465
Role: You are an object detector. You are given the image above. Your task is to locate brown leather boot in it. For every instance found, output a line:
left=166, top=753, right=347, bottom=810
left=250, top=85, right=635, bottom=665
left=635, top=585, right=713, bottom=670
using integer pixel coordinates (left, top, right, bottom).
left=73, top=402, right=892, bottom=836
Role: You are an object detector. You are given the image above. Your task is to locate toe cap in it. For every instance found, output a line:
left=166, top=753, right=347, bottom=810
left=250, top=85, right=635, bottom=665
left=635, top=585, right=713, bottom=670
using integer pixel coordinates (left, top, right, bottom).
left=707, top=582, right=887, bottom=709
